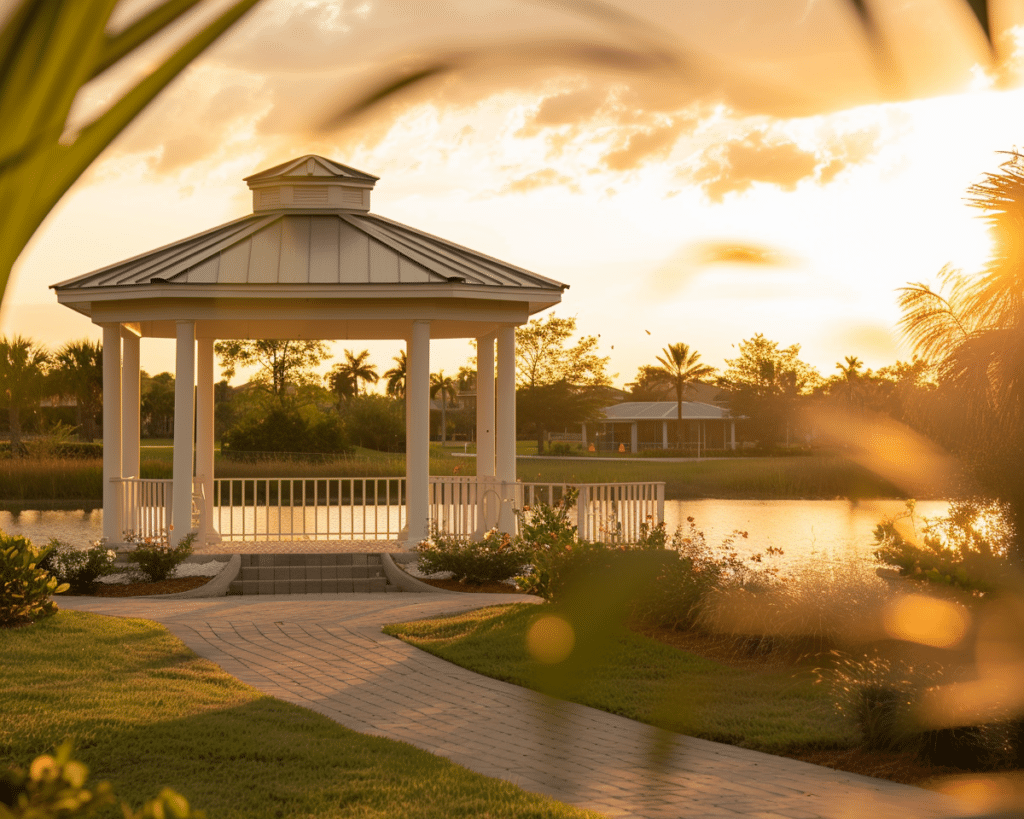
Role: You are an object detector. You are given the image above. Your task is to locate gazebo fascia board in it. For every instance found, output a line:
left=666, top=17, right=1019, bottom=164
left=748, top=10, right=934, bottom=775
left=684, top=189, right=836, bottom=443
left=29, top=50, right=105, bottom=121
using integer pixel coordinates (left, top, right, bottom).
left=51, top=155, right=564, bottom=548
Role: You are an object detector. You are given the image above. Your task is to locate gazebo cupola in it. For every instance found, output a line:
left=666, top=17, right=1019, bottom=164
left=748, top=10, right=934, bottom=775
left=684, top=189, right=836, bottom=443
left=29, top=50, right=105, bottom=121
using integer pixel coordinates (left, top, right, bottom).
left=245, top=155, right=378, bottom=213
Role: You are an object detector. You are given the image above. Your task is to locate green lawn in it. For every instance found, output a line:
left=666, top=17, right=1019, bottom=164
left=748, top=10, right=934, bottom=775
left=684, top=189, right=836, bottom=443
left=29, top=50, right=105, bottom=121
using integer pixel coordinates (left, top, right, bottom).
left=384, top=604, right=855, bottom=754
left=0, top=611, right=597, bottom=819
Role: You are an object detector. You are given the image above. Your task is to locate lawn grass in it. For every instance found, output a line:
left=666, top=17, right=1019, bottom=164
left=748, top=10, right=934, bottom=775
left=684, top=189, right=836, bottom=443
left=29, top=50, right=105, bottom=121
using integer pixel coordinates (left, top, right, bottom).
left=383, top=604, right=856, bottom=755
left=0, top=610, right=596, bottom=819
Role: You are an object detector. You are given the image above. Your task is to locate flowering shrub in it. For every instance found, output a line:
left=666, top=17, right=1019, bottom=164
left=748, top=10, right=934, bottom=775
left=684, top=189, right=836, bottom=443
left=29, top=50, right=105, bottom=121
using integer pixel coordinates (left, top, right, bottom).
left=873, top=498, right=1013, bottom=593
left=126, top=532, right=196, bottom=583
left=0, top=741, right=204, bottom=819
left=415, top=528, right=531, bottom=585
left=36, top=541, right=117, bottom=593
left=0, top=531, right=68, bottom=627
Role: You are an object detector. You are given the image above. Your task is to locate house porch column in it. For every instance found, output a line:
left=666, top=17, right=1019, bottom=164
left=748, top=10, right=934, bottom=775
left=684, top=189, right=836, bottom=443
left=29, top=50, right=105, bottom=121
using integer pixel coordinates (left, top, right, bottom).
left=101, top=325, right=122, bottom=543
left=172, top=321, right=196, bottom=543
left=406, top=320, right=431, bottom=546
left=630, top=422, right=638, bottom=454
left=662, top=420, right=668, bottom=450
left=495, top=324, right=517, bottom=533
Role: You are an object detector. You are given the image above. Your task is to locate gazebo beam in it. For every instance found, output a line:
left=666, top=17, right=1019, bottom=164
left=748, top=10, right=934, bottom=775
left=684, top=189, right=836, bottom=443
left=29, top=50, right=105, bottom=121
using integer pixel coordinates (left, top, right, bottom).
left=101, top=324, right=122, bottom=543
left=171, top=321, right=196, bottom=543
left=406, top=320, right=431, bottom=546
left=120, top=328, right=140, bottom=480
left=475, top=332, right=495, bottom=479
left=196, top=338, right=216, bottom=543
left=495, top=324, right=516, bottom=533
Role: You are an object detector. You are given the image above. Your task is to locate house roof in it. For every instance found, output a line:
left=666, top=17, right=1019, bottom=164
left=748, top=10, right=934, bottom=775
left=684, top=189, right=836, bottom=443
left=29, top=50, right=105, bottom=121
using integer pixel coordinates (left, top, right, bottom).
left=600, top=401, right=732, bottom=421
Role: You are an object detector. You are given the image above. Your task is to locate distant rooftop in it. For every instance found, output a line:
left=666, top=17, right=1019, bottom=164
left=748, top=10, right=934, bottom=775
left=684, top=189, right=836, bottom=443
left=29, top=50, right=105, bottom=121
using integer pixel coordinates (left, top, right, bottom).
left=600, top=401, right=731, bottom=421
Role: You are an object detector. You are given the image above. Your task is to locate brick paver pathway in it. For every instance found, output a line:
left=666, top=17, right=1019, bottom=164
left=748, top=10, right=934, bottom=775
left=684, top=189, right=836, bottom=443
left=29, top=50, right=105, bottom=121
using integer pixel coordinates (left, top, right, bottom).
left=59, top=594, right=964, bottom=819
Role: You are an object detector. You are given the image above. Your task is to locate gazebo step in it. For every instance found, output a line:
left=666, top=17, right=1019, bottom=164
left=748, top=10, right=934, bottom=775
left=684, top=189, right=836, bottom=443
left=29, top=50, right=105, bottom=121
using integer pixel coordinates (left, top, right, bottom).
left=227, top=553, right=397, bottom=595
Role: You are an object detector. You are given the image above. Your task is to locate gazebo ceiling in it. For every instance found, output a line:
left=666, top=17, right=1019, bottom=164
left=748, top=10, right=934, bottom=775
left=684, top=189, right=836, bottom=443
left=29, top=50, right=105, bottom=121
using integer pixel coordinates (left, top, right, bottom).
left=52, top=155, right=566, bottom=340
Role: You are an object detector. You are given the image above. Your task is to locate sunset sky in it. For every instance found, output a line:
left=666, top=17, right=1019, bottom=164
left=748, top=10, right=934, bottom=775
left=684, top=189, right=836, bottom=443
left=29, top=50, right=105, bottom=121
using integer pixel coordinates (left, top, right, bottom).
left=4, top=0, right=1024, bottom=389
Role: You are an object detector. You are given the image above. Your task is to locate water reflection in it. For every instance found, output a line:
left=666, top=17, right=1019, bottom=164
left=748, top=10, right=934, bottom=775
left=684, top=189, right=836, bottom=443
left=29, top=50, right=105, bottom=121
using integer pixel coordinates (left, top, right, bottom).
left=0, top=499, right=948, bottom=559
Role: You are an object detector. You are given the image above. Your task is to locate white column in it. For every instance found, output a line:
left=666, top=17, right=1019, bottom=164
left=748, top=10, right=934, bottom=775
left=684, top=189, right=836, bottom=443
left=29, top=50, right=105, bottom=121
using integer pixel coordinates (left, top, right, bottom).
left=196, top=337, right=217, bottom=543
left=581, top=422, right=587, bottom=449
left=101, top=325, right=122, bottom=543
left=495, top=324, right=517, bottom=533
left=171, top=321, right=196, bottom=543
left=120, top=329, right=140, bottom=480
left=406, top=321, right=431, bottom=546
left=475, top=332, right=496, bottom=478
left=662, top=420, right=669, bottom=450
left=630, top=422, right=638, bottom=454
left=730, top=420, right=736, bottom=451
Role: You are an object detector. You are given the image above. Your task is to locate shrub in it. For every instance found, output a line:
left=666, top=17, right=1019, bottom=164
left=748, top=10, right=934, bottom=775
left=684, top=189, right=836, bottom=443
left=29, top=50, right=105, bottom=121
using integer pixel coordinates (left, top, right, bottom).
left=873, top=498, right=1012, bottom=594
left=415, top=528, right=531, bottom=584
left=0, top=531, right=68, bottom=627
left=223, top=406, right=351, bottom=457
left=36, top=541, right=116, bottom=593
left=632, top=518, right=779, bottom=632
left=126, top=533, right=195, bottom=583
left=339, top=394, right=406, bottom=452
left=545, top=442, right=579, bottom=457
left=0, top=741, right=203, bottom=819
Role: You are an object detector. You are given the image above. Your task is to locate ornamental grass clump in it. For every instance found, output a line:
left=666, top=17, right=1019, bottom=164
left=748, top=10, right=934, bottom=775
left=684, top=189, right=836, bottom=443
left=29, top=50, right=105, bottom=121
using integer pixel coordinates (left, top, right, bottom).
left=415, top=528, right=531, bottom=585
left=0, top=530, right=67, bottom=627
left=126, top=533, right=195, bottom=583
left=36, top=540, right=117, bottom=593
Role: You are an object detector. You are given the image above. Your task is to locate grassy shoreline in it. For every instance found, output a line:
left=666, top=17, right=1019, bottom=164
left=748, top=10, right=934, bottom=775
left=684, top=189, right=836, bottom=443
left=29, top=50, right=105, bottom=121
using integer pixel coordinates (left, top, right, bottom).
left=0, top=449, right=911, bottom=506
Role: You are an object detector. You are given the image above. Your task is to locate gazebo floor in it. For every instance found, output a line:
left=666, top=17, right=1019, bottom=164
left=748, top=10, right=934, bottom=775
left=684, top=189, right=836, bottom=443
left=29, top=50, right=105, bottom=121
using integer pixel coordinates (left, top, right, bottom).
left=194, top=539, right=405, bottom=555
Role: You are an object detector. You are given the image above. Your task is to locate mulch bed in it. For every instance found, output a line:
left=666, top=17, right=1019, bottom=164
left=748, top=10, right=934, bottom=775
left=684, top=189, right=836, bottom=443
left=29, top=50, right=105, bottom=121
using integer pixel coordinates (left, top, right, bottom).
left=72, top=577, right=212, bottom=597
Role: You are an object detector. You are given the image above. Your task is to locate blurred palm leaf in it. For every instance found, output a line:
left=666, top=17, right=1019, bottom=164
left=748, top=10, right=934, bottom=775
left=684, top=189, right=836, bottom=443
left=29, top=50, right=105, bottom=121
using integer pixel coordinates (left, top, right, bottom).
left=0, top=0, right=261, bottom=305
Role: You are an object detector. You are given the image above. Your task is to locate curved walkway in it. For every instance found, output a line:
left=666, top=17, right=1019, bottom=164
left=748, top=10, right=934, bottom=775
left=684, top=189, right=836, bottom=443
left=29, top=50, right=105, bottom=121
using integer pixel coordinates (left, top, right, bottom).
left=59, top=594, right=963, bottom=819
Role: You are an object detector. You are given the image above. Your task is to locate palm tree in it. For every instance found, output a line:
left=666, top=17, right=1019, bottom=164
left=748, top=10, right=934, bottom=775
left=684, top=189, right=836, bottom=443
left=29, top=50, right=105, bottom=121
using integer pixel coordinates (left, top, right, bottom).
left=384, top=351, right=407, bottom=398
left=652, top=343, right=716, bottom=452
left=430, top=371, right=458, bottom=445
left=0, top=336, right=49, bottom=455
left=897, top=153, right=1024, bottom=547
left=51, top=340, right=103, bottom=442
left=833, top=355, right=864, bottom=406
left=328, top=349, right=379, bottom=402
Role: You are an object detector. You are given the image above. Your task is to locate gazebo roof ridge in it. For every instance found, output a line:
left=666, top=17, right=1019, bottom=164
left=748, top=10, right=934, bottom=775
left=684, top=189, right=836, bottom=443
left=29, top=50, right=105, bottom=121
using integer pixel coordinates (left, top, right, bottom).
left=244, top=154, right=379, bottom=184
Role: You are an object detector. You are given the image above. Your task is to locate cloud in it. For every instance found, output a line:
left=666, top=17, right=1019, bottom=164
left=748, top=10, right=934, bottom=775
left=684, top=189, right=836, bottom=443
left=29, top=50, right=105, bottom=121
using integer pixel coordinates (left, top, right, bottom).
left=687, top=126, right=880, bottom=201
left=600, top=122, right=685, bottom=171
left=499, top=169, right=580, bottom=194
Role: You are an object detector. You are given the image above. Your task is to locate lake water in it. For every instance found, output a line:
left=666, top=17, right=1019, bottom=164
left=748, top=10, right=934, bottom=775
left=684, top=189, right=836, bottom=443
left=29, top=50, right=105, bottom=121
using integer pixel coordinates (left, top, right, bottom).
left=0, top=499, right=948, bottom=564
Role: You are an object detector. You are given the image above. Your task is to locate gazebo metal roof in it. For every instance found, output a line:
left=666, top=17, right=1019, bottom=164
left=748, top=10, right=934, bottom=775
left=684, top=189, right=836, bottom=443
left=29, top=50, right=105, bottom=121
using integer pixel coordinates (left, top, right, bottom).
left=600, top=401, right=732, bottom=421
left=52, top=155, right=566, bottom=340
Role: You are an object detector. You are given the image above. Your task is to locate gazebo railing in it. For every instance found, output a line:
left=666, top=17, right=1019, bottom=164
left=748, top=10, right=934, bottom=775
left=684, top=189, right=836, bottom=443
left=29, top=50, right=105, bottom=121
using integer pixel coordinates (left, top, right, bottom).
left=212, top=477, right=406, bottom=541
left=114, top=476, right=665, bottom=544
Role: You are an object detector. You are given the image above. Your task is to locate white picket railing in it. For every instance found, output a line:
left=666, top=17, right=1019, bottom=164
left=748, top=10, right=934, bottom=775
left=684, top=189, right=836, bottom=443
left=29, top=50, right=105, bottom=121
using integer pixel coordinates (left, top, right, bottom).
left=212, top=477, right=407, bottom=541
left=113, top=476, right=666, bottom=544
left=429, top=476, right=665, bottom=542
left=113, top=477, right=172, bottom=542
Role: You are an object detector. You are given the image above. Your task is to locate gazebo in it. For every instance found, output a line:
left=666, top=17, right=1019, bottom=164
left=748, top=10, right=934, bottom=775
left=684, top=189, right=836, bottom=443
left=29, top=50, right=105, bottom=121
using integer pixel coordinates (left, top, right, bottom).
left=52, top=155, right=566, bottom=547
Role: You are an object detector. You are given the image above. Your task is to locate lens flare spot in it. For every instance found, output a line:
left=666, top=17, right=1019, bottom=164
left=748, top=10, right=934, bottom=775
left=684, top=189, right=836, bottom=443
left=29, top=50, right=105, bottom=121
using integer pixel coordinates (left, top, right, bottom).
left=882, top=593, right=969, bottom=649
left=527, top=615, right=575, bottom=664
